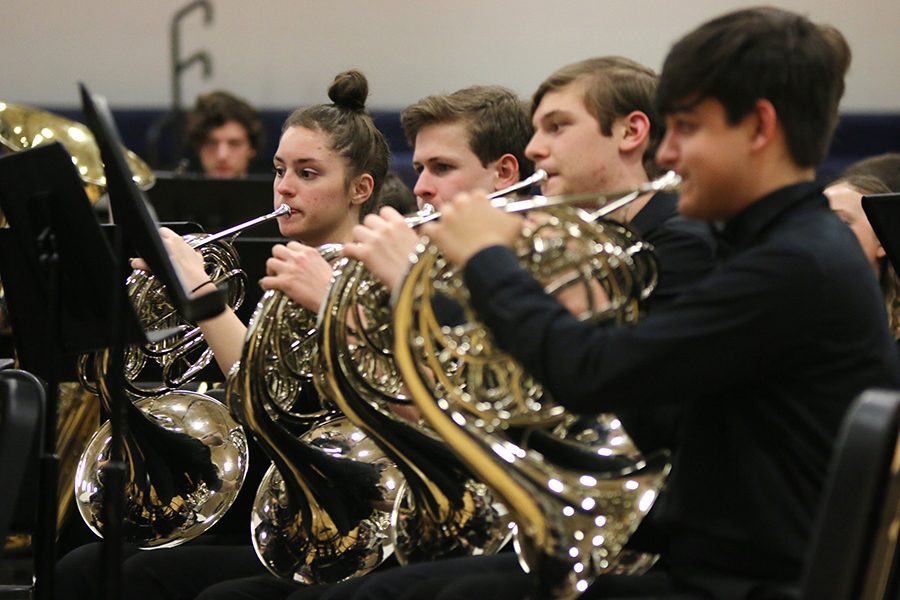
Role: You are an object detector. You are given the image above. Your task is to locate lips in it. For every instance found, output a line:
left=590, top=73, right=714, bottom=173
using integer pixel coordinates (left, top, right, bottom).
left=276, top=203, right=300, bottom=217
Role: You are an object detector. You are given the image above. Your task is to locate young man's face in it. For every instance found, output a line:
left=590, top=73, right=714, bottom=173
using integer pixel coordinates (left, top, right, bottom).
left=656, top=98, right=753, bottom=221
left=412, top=121, right=499, bottom=209
left=526, top=81, right=622, bottom=196
left=199, top=120, right=256, bottom=179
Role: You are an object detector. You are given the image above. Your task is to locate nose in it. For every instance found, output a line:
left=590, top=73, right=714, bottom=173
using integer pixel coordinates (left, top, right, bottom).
left=215, top=142, right=234, bottom=162
left=275, top=171, right=295, bottom=198
left=656, top=130, right=677, bottom=171
left=524, top=132, right=547, bottom=163
left=413, top=171, right=434, bottom=202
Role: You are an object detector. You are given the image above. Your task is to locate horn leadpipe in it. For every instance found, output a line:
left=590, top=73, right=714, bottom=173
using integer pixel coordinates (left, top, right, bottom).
left=189, top=204, right=291, bottom=249
left=405, top=170, right=679, bottom=227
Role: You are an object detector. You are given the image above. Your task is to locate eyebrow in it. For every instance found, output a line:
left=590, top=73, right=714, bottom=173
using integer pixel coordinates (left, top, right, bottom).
left=535, top=109, right=568, bottom=123
left=273, top=155, right=321, bottom=165
left=413, top=154, right=459, bottom=166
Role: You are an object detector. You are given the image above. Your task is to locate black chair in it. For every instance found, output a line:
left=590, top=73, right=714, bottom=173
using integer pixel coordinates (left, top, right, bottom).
left=0, top=368, right=45, bottom=548
left=0, top=368, right=45, bottom=598
left=802, top=389, right=900, bottom=600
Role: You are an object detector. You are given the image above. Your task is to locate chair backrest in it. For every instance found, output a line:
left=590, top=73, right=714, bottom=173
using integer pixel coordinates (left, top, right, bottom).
left=802, top=389, right=900, bottom=600
left=0, top=369, right=45, bottom=551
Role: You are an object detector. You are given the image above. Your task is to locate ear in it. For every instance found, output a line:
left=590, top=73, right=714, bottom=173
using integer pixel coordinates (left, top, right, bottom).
left=349, top=173, right=375, bottom=206
left=748, top=99, right=779, bottom=153
left=492, top=154, right=520, bottom=189
left=618, top=111, right=651, bottom=154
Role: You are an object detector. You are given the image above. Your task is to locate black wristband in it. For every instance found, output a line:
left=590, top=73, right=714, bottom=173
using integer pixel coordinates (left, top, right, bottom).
left=191, top=280, right=216, bottom=293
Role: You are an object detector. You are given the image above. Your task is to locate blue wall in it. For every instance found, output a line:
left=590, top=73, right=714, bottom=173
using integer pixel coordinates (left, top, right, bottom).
left=43, top=107, right=900, bottom=189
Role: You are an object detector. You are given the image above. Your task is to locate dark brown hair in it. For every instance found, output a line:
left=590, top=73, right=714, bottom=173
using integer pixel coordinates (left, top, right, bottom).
left=401, top=85, right=534, bottom=178
left=532, top=57, right=663, bottom=178
left=283, top=70, right=389, bottom=219
left=657, top=7, right=851, bottom=168
left=185, top=90, right=264, bottom=151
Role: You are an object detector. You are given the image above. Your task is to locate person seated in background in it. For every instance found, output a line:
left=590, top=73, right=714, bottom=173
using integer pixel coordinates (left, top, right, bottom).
left=378, top=170, right=417, bottom=214
left=183, top=90, right=264, bottom=179
left=826, top=172, right=899, bottom=337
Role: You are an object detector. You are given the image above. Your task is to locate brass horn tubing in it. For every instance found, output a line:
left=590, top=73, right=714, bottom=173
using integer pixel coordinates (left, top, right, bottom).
left=236, top=307, right=341, bottom=534
left=405, top=171, right=679, bottom=227
left=486, top=168, right=548, bottom=199
left=189, top=204, right=291, bottom=249
left=394, top=251, right=671, bottom=591
left=411, top=249, right=565, bottom=427
left=404, top=169, right=548, bottom=227
left=499, top=170, right=680, bottom=216
left=318, top=261, right=454, bottom=522
left=392, top=252, right=547, bottom=549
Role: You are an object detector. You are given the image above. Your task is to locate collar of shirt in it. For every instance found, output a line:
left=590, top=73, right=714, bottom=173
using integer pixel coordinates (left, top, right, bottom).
left=718, top=181, right=824, bottom=254
left=628, top=191, right=678, bottom=237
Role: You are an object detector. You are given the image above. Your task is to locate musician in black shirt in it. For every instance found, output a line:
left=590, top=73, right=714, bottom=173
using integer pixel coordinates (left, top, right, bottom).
left=416, top=7, right=900, bottom=600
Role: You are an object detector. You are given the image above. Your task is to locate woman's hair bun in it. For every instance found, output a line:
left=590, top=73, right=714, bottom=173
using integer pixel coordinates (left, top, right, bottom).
left=328, top=69, right=369, bottom=111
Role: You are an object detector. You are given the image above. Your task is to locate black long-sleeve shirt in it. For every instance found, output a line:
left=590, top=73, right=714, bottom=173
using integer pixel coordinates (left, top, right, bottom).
left=629, top=190, right=716, bottom=313
left=462, top=182, right=900, bottom=594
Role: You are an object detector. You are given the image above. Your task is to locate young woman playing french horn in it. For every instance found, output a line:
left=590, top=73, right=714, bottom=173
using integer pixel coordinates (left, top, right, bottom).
left=55, top=68, right=390, bottom=600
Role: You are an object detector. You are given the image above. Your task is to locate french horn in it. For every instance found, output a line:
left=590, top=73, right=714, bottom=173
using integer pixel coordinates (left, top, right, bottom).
left=73, top=208, right=287, bottom=547
left=312, top=172, right=554, bottom=564
left=318, top=256, right=512, bottom=565
left=392, top=174, right=678, bottom=598
left=0, top=101, right=154, bottom=223
left=74, top=349, right=248, bottom=548
left=225, top=245, right=403, bottom=583
left=78, top=205, right=289, bottom=396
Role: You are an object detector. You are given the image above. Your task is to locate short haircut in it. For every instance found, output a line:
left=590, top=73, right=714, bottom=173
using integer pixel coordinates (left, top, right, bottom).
left=185, top=90, right=264, bottom=151
left=532, top=56, right=663, bottom=178
left=283, top=70, right=389, bottom=220
left=401, top=86, right=534, bottom=178
left=657, top=7, right=851, bottom=168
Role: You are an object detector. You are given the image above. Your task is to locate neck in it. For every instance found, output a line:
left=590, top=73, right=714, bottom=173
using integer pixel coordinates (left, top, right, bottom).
left=608, top=191, right=654, bottom=224
left=299, top=220, right=357, bottom=248
left=726, top=153, right=816, bottom=218
left=603, top=165, right=652, bottom=224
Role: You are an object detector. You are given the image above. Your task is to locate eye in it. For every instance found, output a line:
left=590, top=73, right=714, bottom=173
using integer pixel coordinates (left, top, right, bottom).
left=545, top=119, right=568, bottom=135
left=413, top=164, right=424, bottom=175
left=273, top=166, right=285, bottom=178
left=298, top=168, right=318, bottom=180
left=673, top=119, right=696, bottom=135
left=431, top=163, right=453, bottom=175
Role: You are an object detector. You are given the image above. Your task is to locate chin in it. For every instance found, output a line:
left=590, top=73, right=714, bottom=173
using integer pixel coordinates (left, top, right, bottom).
left=541, top=179, right=564, bottom=197
left=278, top=222, right=301, bottom=239
left=676, top=195, right=703, bottom=220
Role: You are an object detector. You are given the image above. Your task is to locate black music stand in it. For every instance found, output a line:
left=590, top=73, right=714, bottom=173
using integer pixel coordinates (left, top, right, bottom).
left=77, top=82, right=227, bottom=600
left=148, top=173, right=279, bottom=236
left=0, top=141, right=147, bottom=600
left=862, top=193, right=900, bottom=274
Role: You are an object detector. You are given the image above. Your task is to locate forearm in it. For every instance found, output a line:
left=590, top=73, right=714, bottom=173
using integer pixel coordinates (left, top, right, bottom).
left=197, top=307, right=248, bottom=376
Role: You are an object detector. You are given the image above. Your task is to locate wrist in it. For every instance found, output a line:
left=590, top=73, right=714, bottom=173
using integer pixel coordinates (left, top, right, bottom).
left=191, top=279, right=216, bottom=294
